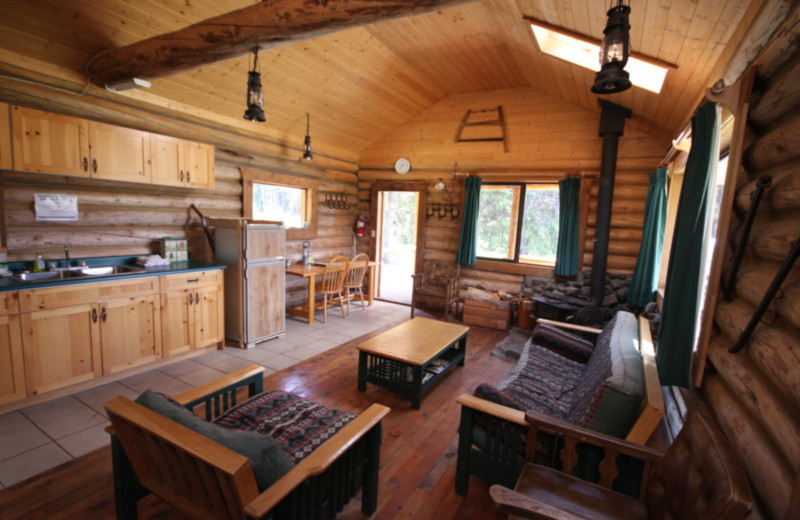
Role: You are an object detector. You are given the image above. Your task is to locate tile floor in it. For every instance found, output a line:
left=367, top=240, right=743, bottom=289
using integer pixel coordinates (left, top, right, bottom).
left=0, top=300, right=410, bottom=489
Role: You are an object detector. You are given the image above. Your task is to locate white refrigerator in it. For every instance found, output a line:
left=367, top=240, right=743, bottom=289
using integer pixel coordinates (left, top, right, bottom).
left=214, top=220, right=286, bottom=348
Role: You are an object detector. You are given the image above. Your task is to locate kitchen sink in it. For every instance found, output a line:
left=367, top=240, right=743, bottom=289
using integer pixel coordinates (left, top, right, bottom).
left=13, top=264, right=146, bottom=282
left=79, top=265, right=145, bottom=276
left=14, top=270, right=84, bottom=281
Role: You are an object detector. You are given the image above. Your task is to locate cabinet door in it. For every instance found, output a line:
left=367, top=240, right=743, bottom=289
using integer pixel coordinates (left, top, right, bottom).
left=21, top=304, right=101, bottom=395
left=11, top=106, right=90, bottom=176
left=0, top=314, right=26, bottom=405
left=246, top=262, right=285, bottom=342
left=150, top=133, right=185, bottom=187
left=193, top=282, right=224, bottom=349
left=161, top=288, right=192, bottom=357
left=184, top=141, right=214, bottom=190
left=0, top=103, right=12, bottom=170
left=100, top=296, right=161, bottom=374
left=88, top=121, right=151, bottom=183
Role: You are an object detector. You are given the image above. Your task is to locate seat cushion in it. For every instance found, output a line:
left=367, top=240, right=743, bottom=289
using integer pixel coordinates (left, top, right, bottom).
left=135, top=389, right=294, bottom=491
left=566, top=311, right=644, bottom=437
left=213, top=390, right=357, bottom=465
left=531, top=322, right=595, bottom=363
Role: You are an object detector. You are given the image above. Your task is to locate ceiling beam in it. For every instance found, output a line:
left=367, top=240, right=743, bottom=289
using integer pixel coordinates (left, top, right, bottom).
left=86, top=0, right=479, bottom=87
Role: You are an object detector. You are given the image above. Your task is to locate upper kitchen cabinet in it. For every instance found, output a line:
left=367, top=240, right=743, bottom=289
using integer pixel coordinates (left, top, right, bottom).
left=88, top=121, right=151, bottom=183
left=151, top=133, right=215, bottom=190
left=11, top=105, right=90, bottom=177
left=0, top=103, right=12, bottom=170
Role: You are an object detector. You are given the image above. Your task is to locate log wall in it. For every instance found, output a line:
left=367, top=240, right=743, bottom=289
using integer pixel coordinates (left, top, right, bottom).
left=0, top=84, right=360, bottom=308
left=358, top=87, right=667, bottom=295
left=702, top=16, right=800, bottom=518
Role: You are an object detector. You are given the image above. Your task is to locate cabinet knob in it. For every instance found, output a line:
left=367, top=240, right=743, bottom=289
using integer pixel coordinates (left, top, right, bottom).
left=92, top=308, right=98, bottom=323
left=195, top=292, right=199, bottom=304
left=186, top=171, right=191, bottom=183
left=180, top=170, right=184, bottom=182
left=188, top=293, right=193, bottom=305
left=83, top=157, right=89, bottom=172
left=101, top=307, right=107, bottom=322
left=92, top=158, right=98, bottom=173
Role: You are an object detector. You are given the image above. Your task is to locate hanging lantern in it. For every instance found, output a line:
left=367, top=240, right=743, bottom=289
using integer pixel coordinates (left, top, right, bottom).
left=303, top=113, right=313, bottom=160
left=243, top=48, right=266, bottom=122
left=591, top=1, right=632, bottom=94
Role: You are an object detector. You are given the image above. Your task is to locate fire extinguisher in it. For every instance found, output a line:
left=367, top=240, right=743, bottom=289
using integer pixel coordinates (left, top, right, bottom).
left=355, top=216, right=366, bottom=237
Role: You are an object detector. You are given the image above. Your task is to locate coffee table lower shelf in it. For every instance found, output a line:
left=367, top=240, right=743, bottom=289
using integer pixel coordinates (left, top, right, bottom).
left=357, top=338, right=466, bottom=410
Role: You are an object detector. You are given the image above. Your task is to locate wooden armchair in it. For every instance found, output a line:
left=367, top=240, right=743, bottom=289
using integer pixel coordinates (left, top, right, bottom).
left=489, top=410, right=752, bottom=519
left=105, top=365, right=390, bottom=520
left=411, top=262, right=461, bottom=321
left=344, top=253, right=370, bottom=313
left=316, top=255, right=350, bottom=322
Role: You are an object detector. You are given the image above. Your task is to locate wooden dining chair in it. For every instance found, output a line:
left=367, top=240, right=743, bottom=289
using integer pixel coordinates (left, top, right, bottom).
left=345, top=253, right=370, bottom=314
left=316, top=255, right=350, bottom=323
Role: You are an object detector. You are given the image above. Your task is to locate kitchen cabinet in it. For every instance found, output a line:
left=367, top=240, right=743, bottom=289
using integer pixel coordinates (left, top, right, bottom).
left=88, top=121, right=151, bottom=183
left=11, top=105, right=90, bottom=177
left=10, top=105, right=213, bottom=188
left=151, top=133, right=215, bottom=190
left=0, top=292, right=25, bottom=406
left=160, top=270, right=224, bottom=357
left=0, top=103, right=12, bottom=170
left=19, top=277, right=160, bottom=394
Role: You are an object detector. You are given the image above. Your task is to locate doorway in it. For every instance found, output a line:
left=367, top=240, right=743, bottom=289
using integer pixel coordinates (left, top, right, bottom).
left=371, top=184, right=427, bottom=305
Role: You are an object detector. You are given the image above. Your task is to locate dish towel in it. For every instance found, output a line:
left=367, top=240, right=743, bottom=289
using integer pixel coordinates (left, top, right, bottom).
left=137, top=255, right=171, bottom=267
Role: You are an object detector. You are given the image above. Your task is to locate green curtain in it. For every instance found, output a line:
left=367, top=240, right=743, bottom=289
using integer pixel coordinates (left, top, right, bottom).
left=628, top=168, right=668, bottom=307
left=457, top=176, right=483, bottom=265
left=657, top=103, right=720, bottom=387
left=554, top=176, right=581, bottom=276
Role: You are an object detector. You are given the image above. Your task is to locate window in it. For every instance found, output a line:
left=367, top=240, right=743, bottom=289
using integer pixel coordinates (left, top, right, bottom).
left=477, top=183, right=559, bottom=265
left=529, top=21, right=669, bottom=94
left=242, top=168, right=318, bottom=239
left=252, top=184, right=305, bottom=228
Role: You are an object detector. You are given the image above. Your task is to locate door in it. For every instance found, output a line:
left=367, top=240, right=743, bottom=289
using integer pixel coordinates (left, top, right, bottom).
left=150, top=133, right=185, bottom=187
left=88, top=121, right=151, bottom=183
left=245, top=261, right=285, bottom=343
left=193, top=282, right=224, bottom=349
left=185, top=141, right=215, bottom=189
left=11, top=106, right=90, bottom=176
left=161, top=288, right=192, bottom=356
left=371, top=184, right=426, bottom=305
left=99, top=296, right=161, bottom=374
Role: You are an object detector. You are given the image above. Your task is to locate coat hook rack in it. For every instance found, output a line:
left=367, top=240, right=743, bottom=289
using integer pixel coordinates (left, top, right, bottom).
left=325, top=192, right=351, bottom=210
left=426, top=202, right=460, bottom=220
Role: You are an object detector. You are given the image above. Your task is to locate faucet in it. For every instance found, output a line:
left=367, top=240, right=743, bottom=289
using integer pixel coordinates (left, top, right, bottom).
left=64, top=245, right=70, bottom=267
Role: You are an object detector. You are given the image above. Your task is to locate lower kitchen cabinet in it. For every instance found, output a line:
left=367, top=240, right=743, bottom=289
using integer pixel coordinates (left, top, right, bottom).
left=20, top=302, right=102, bottom=396
left=99, top=295, right=162, bottom=375
left=160, top=270, right=224, bottom=357
left=0, top=292, right=25, bottom=406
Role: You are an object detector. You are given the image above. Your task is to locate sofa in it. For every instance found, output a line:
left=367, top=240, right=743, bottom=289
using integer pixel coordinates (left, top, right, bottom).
left=456, top=310, right=664, bottom=495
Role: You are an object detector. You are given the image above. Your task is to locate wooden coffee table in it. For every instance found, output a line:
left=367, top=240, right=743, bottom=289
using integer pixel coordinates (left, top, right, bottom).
left=357, top=317, right=469, bottom=409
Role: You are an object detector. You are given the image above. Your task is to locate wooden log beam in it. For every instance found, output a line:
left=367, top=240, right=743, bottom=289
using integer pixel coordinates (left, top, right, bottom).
left=735, top=163, right=800, bottom=213
left=745, top=111, right=800, bottom=171
left=86, top=0, right=479, bottom=86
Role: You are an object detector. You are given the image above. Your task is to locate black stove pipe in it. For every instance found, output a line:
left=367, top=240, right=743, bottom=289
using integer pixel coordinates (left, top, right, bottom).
left=591, top=100, right=631, bottom=304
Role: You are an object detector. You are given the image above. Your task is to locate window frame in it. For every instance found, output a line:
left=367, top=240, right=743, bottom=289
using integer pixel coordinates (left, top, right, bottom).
left=476, top=181, right=560, bottom=267
left=241, top=168, right=319, bottom=240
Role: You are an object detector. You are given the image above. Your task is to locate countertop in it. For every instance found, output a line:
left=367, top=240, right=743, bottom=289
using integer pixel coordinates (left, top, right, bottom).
left=0, top=256, right=225, bottom=292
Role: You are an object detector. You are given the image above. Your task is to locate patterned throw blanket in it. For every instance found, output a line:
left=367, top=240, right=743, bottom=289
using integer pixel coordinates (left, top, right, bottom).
left=213, top=390, right=356, bottom=465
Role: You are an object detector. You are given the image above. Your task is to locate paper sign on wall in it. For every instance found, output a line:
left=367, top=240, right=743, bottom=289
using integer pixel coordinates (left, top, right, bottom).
left=34, top=194, right=79, bottom=221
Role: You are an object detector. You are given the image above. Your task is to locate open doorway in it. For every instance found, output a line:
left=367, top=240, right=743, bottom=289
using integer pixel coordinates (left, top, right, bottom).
left=371, top=184, right=427, bottom=305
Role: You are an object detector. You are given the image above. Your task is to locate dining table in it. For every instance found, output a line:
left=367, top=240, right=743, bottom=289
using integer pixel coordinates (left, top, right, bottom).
left=285, top=260, right=377, bottom=324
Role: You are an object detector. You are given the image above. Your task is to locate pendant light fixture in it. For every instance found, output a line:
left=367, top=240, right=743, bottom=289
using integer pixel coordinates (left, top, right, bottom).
left=302, top=113, right=313, bottom=161
left=591, top=0, right=632, bottom=94
left=243, top=48, right=266, bottom=122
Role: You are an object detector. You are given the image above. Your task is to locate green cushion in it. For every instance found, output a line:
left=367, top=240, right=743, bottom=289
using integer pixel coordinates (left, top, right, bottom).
left=135, top=389, right=294, bottom=491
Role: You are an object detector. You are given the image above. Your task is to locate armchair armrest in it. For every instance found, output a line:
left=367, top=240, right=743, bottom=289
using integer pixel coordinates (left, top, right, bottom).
left=535, top=318, right=603, bottom=335
left=245, top=403, right=390, bottom=518
left=457, top=393, right=527, bottom=426
left=489, top=484, right=584, bottom=520
left=174, top=364, right=265, bottom=419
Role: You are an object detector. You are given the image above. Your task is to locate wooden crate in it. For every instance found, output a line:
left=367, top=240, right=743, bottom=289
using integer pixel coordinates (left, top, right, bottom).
left=462, top=297, right=511, bottom=330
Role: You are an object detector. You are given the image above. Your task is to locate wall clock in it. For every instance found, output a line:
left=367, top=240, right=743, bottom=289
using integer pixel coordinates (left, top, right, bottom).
left=394, top=157, right=411, bottom=175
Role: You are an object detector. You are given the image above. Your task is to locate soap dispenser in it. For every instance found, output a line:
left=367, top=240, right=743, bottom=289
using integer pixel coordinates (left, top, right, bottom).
left=33, top=252, right=45, bottom=272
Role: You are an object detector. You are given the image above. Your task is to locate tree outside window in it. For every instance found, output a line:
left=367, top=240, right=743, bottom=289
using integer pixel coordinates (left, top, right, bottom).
left=476, top=183, right=559, bottom=265
left=252, top=183, right=306, bottom=229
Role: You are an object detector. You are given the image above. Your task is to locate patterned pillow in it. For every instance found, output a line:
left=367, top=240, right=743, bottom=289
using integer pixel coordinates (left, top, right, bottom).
left=531, top=322, right=595, bottom=363
left=213, top=390, right=356, bottom=465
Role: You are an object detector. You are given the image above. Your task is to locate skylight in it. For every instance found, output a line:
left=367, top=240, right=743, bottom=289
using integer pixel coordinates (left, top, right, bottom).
left=530, top=22, right=668, bottom=94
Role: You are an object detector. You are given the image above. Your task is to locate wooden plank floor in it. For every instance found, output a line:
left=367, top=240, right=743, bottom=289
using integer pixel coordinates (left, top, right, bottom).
left=0, top=318, right=514, bottom=520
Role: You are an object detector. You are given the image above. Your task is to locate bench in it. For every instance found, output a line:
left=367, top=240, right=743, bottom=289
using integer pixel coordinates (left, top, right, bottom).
left=105, top=365, right=390, bottom=520
left=455, top=311, right=664, bottom=494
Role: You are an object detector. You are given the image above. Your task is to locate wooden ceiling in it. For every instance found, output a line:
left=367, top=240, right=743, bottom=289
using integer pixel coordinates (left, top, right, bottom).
left=0, top=0, right=760, bottom=164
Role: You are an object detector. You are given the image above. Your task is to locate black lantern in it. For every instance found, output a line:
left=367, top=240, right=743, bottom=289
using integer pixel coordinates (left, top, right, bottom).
left=302, top=113, right=313, bottom=160
left=243, top=48, right=266, bottom=122
left=591, top=1, right=632, bottom=94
